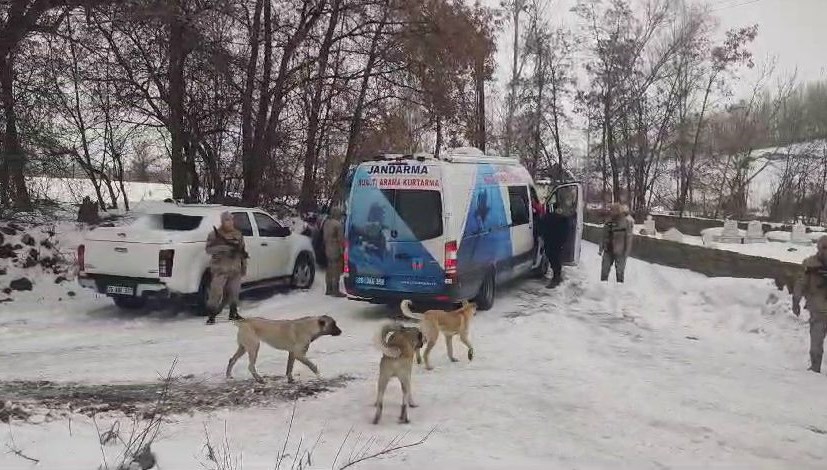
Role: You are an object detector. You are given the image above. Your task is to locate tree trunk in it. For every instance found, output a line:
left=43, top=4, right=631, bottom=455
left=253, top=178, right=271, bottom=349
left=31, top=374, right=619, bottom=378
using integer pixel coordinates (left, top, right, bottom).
left=298, top=0, right=341, bottom=213
left=505, top=1, right=523, bottom=158
left=240, top=0, right=265, bottom=205
left=332, top=4, right=388, bottom=204
left=435, top=117, right=443, bottom=158
left=474, top=58, right=486, bottom=152
left=0, top=53, right=30, bottom=210
left=167, top=2, right=188, bottom=200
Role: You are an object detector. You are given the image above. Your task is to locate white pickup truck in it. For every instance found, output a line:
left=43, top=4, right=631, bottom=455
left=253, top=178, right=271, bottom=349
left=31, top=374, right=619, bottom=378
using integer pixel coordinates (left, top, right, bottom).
left=77, top=205, right=316, bottom=310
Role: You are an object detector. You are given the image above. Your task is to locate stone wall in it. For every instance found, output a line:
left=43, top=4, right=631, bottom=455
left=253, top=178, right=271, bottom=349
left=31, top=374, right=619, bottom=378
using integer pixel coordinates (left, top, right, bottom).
left=584, top=211, right=816, bottom=237
left=582, top=224, right=801, bottom=293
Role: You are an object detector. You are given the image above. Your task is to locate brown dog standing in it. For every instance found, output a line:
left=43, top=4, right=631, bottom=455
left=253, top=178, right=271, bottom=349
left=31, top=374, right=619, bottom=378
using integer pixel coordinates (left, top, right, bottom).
left=226, top=315, right=342, bottom=383
left=400, top=299, right=476, bottom=370
left=373, top=323, right=424, bottom=425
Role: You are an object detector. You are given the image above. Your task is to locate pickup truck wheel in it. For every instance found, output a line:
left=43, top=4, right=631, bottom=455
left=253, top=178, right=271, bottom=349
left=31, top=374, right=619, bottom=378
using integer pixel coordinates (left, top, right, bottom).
left=291, top=253, right=315, bottom=289
left=474, top=271, right=496, bottom=311
left=112, top=295, right=147, bottom=310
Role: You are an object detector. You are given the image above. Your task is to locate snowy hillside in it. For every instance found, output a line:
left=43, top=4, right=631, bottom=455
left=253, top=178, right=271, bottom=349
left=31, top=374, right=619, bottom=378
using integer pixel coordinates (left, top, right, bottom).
left=2, top=243, right=825, bottom=469
left=26, top=176, right=172, bottom=205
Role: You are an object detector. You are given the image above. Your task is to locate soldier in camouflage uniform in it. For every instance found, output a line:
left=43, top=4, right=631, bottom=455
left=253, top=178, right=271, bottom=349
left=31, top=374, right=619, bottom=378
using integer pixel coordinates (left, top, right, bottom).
left=322, top=206, right=346, bottom=297
left=599, top=204, right=634, bottom=283
left=205, top=211, right=248, bottom=325
left=793, top=235, right=827, bottom=373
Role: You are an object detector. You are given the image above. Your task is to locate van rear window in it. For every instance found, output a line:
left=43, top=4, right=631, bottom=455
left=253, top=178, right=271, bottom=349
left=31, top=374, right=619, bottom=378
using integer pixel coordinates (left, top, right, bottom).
left=381, top=189, right=443, bottom=241
left=161, top=213, right=203, bottom=231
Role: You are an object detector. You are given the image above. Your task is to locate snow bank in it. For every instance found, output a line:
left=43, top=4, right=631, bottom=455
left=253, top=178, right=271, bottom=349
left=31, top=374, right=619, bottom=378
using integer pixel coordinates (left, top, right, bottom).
left=26, top=176, right=172, bottom=205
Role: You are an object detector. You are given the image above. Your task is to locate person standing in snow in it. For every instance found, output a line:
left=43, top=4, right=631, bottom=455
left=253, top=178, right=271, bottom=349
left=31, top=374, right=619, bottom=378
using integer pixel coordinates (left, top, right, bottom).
left=599, top=203, right=634, bottom=283
left=204, top=211, right=247, bottom=325
left=322, top=206, right=346, bottom=297
left=539, top=204, right=570, bottom=288
left=792, top=235, right=827, bottom=373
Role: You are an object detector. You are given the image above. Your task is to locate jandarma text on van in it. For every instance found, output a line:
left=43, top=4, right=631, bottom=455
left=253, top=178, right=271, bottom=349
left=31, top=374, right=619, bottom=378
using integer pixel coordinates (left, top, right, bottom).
left=367, top=165, right=430, bottom=175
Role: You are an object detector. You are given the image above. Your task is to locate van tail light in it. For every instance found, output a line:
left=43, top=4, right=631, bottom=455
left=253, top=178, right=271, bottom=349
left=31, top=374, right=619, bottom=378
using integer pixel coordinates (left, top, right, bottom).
left=77, top=244, right=86, bottom=271
left=159, top=249, right=175, bottom=277
left=343, top=242, right=350, bottom=275
left=444, top=240, right=457, bottom=283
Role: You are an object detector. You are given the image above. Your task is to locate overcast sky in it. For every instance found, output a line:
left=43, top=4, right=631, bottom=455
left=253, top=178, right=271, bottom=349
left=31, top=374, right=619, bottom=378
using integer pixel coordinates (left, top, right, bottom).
left=478, top=0, right=827, bottom=154
left=484, top=0, right=827, bottom=97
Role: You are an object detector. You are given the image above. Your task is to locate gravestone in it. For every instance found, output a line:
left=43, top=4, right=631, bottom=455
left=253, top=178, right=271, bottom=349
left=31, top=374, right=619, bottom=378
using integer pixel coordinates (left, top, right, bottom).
left=791, top=222, right=810, bottom=244
left=718, top=219, right=742, bottom=244
left=642, top=215, right=657, bottom=237
left=744, top=220, right=766, bottom=244
left=663, top=227, right=684, bottom=243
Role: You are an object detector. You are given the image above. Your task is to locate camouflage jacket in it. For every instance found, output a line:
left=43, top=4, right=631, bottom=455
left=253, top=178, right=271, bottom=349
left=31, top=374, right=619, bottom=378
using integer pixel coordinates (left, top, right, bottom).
left=206, top=227, right=248, bottom=275
left=794, top=255, right=827, bottom=317
left=602, top=215, right=634, bottom=257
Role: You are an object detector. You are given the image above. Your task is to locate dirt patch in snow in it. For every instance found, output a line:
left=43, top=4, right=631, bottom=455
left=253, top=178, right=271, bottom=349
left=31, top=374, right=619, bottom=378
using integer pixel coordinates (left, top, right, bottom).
left=0, top=374, right=354, bottom=422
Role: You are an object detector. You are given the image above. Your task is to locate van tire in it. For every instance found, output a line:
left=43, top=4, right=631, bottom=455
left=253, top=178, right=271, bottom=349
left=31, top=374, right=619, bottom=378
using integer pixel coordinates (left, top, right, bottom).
left=113, top=295, right=146, bottom=310
left=475, top=271, right=496, bottom=311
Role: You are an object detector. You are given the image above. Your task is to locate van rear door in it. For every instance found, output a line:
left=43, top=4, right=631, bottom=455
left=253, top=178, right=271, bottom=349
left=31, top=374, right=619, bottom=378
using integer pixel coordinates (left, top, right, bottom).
left=347, top=161, right=445, bottom=295
left=545, top=183, right=583, bottom=265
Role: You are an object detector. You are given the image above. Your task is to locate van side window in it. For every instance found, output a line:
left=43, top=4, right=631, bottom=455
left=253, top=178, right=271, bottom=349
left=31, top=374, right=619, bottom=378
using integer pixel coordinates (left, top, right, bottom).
left=232, top=212, right=254, bottom=236
left=508, top=186, right=530, bottom=226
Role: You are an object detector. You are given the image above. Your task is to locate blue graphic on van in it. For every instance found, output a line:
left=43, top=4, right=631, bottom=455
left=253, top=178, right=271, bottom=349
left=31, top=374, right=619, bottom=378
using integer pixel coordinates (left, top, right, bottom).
left=457, top=164, right=513, bottom=274
left=346, top=166, right=444, bottom=294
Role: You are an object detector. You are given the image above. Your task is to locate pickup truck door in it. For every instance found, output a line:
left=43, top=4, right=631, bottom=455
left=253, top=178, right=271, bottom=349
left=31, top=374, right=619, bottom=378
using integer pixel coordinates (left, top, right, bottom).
left=231, top=212, right=258, bottom=282
left=252, top=212, right=292, bottom=278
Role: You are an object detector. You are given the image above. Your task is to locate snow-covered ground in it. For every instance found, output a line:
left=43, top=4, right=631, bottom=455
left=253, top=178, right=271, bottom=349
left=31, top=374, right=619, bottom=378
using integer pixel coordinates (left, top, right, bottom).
left=2, top=243, right=827, bottom=469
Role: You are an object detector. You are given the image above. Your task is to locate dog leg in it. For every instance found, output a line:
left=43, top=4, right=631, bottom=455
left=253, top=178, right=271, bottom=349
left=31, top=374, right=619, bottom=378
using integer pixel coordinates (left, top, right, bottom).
left=415, top=348, right=422, bottom=365
left=373, top=373, right=390, bottom=425
left=399, top=376, right=410, bottom=424
left=226, top=345, right=245, bottom=379
left=405, top=371, right=417, bottom=408
left=286, top=352, right=296, bottom=383
left=295, top=354, right=320, bottom=378
left=460, top=330, right=474, bottom=361
left=423, top=337, right=437, bottom=370
left=445, top=334, right=459, bottom=362
left=246, top=341, right=264, bottom=383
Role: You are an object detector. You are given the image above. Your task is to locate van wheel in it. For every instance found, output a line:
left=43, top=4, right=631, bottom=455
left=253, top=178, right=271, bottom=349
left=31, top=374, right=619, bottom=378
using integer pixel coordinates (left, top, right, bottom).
left=195, top=272, right=211, bottom=316
left=475, top=272, right=496, bottom=311
left=113, top=295, right=146, bottom=310
left=291, top=253, right=315, bottom=289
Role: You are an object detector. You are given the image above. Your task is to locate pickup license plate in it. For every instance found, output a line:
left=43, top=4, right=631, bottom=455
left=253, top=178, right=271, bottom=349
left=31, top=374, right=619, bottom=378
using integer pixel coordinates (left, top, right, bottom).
left=106, top=285, right=135, bottom=296
left=354, top=276, right=386, bottom=287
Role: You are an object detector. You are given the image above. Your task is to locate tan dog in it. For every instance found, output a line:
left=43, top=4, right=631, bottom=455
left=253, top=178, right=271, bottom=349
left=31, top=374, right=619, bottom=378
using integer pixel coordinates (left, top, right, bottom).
left=226, top=316, right=342, bottom=383
left=400, top=299, right=476, bottom=370
left=373, top=323, right=424, bottom=425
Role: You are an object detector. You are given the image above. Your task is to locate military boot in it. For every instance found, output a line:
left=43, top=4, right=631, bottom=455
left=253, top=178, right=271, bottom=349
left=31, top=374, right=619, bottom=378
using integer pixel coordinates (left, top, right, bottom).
left=205, top=308, right=217, bottom=325
left=229, top=304, right=243, bottom=321
left=809, top=352, right=822, bottom=373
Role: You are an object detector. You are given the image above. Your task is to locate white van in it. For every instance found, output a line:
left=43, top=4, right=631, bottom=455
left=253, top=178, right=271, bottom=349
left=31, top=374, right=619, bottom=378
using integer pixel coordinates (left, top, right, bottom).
left=343, top=147, right=583, bottom=310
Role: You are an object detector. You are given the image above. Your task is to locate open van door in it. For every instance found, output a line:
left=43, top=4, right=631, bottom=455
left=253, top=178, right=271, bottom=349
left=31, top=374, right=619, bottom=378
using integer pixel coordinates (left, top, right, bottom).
left=545, top=182, right=583, bottom=266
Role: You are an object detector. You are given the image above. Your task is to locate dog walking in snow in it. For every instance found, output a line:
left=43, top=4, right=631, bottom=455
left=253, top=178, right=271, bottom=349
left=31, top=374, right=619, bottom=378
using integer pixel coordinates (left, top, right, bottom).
left=373, top=323, right=424, bottom=424
left=400, top=299, right=476, bottom=370
left=225, top=316, right=342, bottom=383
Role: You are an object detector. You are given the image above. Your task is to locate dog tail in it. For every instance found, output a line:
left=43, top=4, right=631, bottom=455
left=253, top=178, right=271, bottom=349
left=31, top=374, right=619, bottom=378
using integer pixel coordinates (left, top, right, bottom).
left=375, top=323, right=403, bottom=358
left=399, top=300, right=424, bottom=321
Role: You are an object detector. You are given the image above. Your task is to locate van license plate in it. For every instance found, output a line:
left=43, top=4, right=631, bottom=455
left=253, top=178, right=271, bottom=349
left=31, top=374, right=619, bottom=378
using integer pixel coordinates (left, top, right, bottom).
left=107, top=285, right=134, bottom=296
left=354, top=276, right=386, bottom=287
